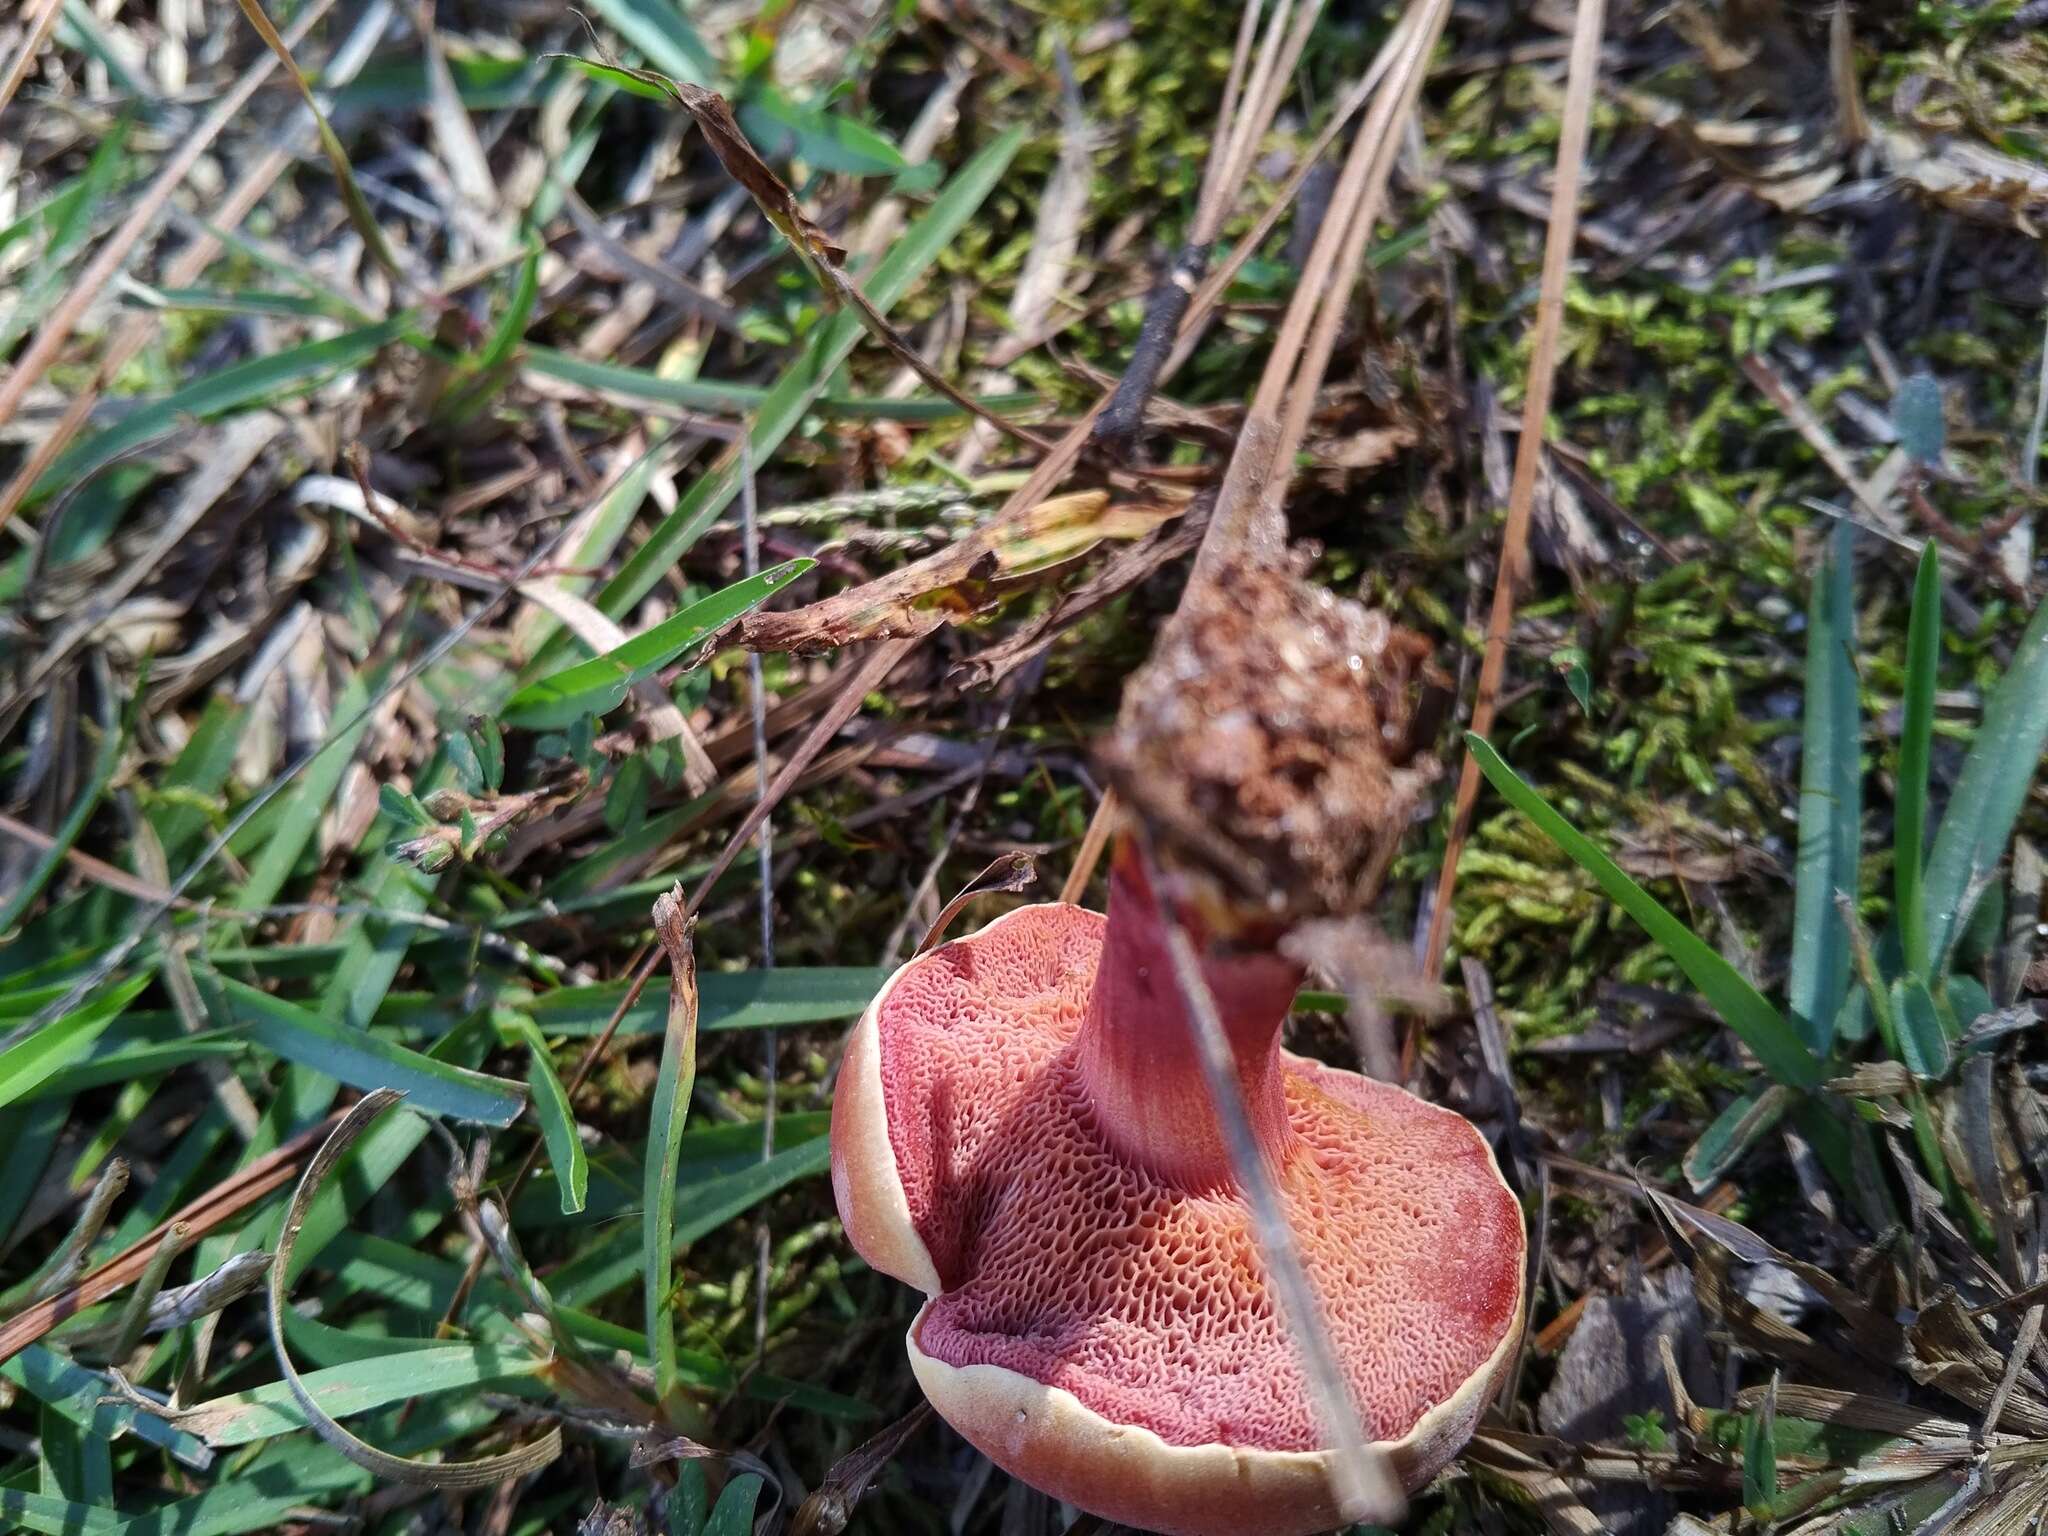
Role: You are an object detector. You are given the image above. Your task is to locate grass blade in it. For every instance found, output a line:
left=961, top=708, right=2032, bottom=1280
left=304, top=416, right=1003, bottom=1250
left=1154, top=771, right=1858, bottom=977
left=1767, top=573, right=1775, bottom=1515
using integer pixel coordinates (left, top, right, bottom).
left=523, top=966, right=888, bottom=1036
left=1895, top=541, right=1940, bottom=977
left=502, top=559, right=813, bottom=729
left=552, top=1139, right=828, bottom=1306
left=0, top=696, right=126, bottom=933
left=517, top=1023, right=588, bottom=1215
left=218, top=978, right=525, bottom=1125
left=1682, top=1082, right=1796, bottom=1193
left=227, top=0, right=411, bottom=292
left=1787, top=521, right=1861, bottom=1053
left=0, top=975, right=152, bottom=1111
left=645, top=894, right=699, bottom=1398
left=1469, top=734, right=1823, bottom=1090
left=178, top=1340, right=549, bottom=1447
left=703, top=1474, right=765, bottom=1536
left=527, top=346, right=1036, bottom=421
left=589, top=126, right=1025, bottom=625
left=1921, top=585, right=2048, bottom=970
left=32, top=317, right=416, bottom=508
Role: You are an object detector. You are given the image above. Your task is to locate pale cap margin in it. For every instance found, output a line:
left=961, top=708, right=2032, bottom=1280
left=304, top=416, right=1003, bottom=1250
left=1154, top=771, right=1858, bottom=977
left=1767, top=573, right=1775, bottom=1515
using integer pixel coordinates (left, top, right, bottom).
left=904, top=1258, right=1526, bottom=1536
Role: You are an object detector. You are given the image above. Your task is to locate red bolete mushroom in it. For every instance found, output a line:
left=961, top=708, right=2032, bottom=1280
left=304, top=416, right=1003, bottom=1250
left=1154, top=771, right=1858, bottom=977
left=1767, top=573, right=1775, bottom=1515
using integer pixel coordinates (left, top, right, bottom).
left=831, top=557, right=1527, bottom=1536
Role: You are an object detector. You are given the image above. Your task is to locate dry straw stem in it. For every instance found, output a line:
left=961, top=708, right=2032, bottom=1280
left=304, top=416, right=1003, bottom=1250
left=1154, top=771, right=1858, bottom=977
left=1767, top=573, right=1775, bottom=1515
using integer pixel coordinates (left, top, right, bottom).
left=0, top=0, right=342, bottom=461
left=0, top=0, right=63, bottom=120
left=0, top=0, right=390, bottom=534
left=1422, top=0, right=1608, bottom=982
left=1062, top=6, right=1443, bottom=903
left=1156, top=864, right=1405, bottom=1524
left=1194, top=0, right=1452, bottom=584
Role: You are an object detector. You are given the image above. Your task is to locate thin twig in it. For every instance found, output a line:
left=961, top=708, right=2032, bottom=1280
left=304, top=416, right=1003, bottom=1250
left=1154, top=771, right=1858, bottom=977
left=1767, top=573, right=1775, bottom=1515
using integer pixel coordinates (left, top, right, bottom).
left=1422, top=0, right=1608, bottom=982
left=1060, top=791, right=1120, bottom=904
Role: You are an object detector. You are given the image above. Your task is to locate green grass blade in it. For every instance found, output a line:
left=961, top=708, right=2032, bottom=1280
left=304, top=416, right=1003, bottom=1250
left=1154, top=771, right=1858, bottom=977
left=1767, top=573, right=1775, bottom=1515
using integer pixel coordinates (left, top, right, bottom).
left=740, top=87, right=905, bottom=175
left=218, top=978, right=525, bottom=1124
left=1895, top=541, right=1941, bottom=977
left=526, top=347, right=1036, bottom=422
left=1682, top=1082, right=1795, bottom=1192
left=1889, top=977, right=1951, bottom=1079
left=590, top=126, right=1026, bottom=624
left=5, top=1344, right=212, bottom=1468
left=502, top=558, right=813, bottom=729
left=517, top=1023, right=589, bottom=1215
left=703, top=1475, right=765, bottom=1536
left=1786, top=521, right=1860, bottom=1053
left=554, top=1138, right=829, bottom=1306
left=32, top=317, right=416, bottom=507
left=0, top=975, right=152, bottom=1111
left=1922, top=586, right=2048, bottom=971
left=473, top=240, right=542, bottom=375
left=524, top=965, right=888, bottom=1036
left=1468, top=735, right=1823, bottom=1090
left=0, top=700, right=126, bottom=934
left=178, top=1340, right=548, bottom=1446
left=231, top=664, right=391, bottom=907
left=0, top=1489, right=130, bottom=1536
left=645, top=907, right=699, bottom=1398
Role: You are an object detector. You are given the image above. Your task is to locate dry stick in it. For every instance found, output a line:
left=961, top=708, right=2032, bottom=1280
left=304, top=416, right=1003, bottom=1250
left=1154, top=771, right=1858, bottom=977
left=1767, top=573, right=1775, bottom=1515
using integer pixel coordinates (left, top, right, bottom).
left=0, top=0, right=393, bottom=533
left=1420, top=0, right=1607, bottom=986
left=0, top=0, right=63, bottom=120
left=1095, top=0, right=1320, bottom=453
left=0, top=0, right=344, bottom=454
left=1059, top=791, right=1120, bottom=904
left=1261, top=0, right=1449, bottom=527
left=1193, top=0, right=1443, bottom=583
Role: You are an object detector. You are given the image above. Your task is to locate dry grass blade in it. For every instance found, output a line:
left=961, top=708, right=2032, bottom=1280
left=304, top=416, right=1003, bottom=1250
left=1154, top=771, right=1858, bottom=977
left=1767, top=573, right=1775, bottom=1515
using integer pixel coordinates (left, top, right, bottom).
left=0, top=0, right=343, bottom=455
left=227, top=0, right=416, bottom=295
left=1060, top=791, right=1120, bottom=903
left=1422, top=0, right=1608, bottom=981
left=1195, top=0, right=1450, bottom=581
left=915, top=851, right=1036, bottom=954
left=790, top=1403, right=934, bottom=1536
left=0, top=0, right=62, bottom=120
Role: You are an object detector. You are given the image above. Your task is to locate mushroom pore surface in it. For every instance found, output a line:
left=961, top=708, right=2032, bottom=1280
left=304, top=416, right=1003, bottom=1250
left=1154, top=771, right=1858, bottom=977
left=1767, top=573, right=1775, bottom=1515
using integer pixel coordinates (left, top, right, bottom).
left=860, top=895, right=1524, bottom=1454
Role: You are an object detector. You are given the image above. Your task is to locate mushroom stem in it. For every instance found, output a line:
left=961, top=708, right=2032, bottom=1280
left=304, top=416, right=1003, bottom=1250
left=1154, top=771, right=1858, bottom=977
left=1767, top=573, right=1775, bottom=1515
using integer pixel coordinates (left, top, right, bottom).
left=1075, top=839, right=1302, bottom=1191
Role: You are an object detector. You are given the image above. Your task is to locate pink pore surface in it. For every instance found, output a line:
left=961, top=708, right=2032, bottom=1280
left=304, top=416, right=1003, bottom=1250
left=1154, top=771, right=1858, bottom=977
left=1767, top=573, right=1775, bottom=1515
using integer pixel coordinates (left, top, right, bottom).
left=875, top=904, right=1524, bottom=1453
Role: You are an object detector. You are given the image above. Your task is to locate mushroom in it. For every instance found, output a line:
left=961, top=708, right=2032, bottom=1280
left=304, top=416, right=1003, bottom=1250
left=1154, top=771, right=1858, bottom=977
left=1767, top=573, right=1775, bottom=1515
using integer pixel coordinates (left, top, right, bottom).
left=832, top=556, right=1526, bottom=1536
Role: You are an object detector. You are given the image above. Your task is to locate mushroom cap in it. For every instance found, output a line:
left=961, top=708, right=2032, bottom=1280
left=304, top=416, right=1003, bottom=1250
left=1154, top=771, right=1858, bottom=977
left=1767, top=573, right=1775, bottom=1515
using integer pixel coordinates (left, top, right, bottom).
left=832, top=902, right=1526, bottom=1536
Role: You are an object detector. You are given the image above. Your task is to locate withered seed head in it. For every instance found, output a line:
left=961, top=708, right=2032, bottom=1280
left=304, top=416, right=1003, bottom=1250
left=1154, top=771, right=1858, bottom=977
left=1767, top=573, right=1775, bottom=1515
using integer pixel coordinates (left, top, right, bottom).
left=1098, top=547, right=1440, bottom=928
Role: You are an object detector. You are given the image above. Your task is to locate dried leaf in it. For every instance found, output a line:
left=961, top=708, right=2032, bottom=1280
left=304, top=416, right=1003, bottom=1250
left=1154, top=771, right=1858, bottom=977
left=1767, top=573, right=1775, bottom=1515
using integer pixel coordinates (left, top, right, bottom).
left=915, top=852, right=1037, bottom=955
left=741, top=493, right=1180, bottom=655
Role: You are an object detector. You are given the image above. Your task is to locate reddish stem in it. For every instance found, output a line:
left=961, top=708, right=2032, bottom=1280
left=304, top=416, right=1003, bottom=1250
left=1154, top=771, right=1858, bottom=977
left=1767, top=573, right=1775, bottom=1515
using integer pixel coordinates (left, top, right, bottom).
left=1073, top=840, right=1302, bottom=1191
